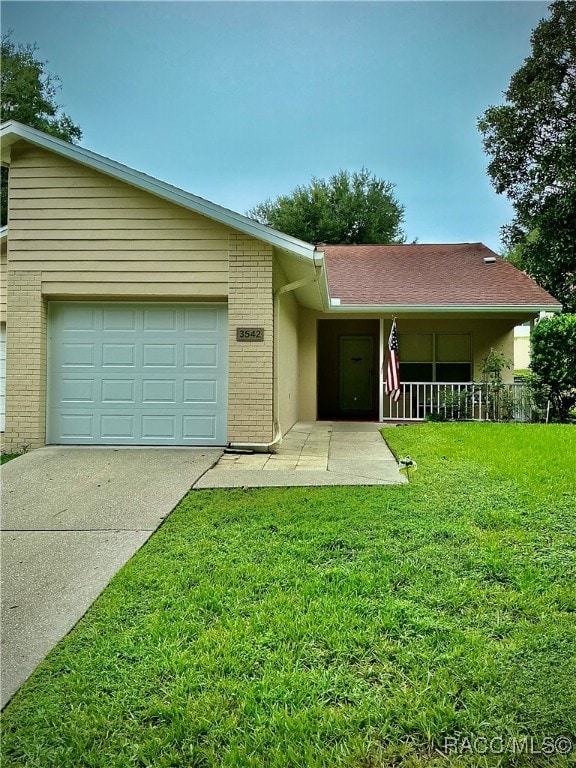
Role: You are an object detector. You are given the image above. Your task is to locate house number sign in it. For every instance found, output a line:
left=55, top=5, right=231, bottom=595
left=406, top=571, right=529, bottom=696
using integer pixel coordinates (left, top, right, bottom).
left=236, top=327, right=265, bottom=342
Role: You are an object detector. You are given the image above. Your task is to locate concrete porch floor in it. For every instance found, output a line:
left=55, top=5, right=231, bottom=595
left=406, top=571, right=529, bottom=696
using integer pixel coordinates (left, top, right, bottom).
left=194, top=422, right=407, bottom=488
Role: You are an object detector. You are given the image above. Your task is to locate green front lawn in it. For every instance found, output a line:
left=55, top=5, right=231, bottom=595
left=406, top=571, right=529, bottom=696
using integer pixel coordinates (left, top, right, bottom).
left=2, top=424, right=575, bottom=767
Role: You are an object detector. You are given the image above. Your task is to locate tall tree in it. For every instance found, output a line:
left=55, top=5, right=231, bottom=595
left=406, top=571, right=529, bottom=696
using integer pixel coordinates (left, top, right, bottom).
left=1, top=34, right=82, bottom=225
left=248, top=168, right=406, bottom=245
left=478, top=0, right=576, bottom=312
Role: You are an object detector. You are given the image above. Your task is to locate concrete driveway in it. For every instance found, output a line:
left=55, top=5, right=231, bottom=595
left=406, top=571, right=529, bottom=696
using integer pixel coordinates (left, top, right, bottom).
left=0, top=446, right=221, bottom=708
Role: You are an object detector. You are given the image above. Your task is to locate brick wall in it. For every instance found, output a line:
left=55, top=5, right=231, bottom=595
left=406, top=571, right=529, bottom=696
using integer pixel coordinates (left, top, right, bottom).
left=2, top=239, right=276, bottom=451
left=227, top=235, right=274, bottom=444
left=3, top=271, right=47, bottom=451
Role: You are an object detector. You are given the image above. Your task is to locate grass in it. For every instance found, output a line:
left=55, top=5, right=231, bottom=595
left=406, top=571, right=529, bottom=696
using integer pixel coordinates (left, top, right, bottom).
left=1, top=423, right=575, bottom=767
left=0, top=451, right=22, bottom=465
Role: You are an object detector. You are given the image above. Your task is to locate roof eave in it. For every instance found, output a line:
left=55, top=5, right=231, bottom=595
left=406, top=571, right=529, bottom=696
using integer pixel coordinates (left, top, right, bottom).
left=0, top=120, right=316, bottom=260
left=326, top=303, right=562, bottom=314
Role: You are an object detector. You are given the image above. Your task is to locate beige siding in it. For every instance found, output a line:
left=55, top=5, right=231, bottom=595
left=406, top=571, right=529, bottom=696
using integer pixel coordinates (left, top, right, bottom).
left=8, top=145, right=231, bottom=298
left=0, top=242, right=6, bottom=323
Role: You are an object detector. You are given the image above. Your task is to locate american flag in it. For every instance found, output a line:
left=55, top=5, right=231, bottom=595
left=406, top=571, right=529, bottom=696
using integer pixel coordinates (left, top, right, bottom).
left=384, top=319, right=401, bottom=402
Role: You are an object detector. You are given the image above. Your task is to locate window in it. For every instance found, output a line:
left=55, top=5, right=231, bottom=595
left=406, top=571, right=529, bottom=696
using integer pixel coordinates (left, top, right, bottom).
left=399, top=333, right=472, bottom=382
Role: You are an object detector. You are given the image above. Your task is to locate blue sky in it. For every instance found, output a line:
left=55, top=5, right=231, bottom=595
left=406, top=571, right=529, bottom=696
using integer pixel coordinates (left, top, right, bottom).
left=3, top=1, right=549, bottom=250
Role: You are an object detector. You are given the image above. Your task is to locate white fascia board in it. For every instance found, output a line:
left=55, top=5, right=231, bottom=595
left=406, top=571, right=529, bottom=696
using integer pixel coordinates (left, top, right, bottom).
left=324, top=303, right=562, bottom=314
left=313, top=250, right=331, bottom=311
left=0, top=121, right=316, bottom=260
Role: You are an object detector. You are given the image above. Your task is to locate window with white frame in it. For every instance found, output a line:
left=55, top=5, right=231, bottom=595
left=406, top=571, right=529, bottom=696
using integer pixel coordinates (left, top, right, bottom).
left=399, top=333, right=472, bottom=382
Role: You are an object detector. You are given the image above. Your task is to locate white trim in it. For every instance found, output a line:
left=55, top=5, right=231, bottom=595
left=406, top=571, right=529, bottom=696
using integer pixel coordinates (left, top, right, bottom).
left=323, top=303, right=561, bottom=314
left=313, top=250, right=331, bottom=311
left=0, top=121, right=316, bottom=260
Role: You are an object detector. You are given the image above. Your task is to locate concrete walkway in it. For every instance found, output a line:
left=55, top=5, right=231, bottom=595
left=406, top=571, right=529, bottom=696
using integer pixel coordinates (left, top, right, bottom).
left=0, top=446, right=221, bottom=708
left=194, top=422, right=407, bottom=489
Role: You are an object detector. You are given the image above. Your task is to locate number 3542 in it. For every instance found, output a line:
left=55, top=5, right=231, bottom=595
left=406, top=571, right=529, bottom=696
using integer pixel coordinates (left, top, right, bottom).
left=236, top=327, right=264, bottom=342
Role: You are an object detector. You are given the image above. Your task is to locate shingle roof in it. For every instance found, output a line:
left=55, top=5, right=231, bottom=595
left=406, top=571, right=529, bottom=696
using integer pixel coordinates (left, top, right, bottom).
left=322, top=243, right=561, bottom=308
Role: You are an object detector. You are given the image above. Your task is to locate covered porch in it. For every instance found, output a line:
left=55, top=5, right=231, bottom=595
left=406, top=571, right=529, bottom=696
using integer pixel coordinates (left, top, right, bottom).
left=298, top=314, right=532, bottom=424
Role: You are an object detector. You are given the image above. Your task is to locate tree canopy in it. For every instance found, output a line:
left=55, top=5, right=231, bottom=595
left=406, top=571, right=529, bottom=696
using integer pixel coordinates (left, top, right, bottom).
left=478, top=0, right=576, bottom=312
left=248, top=168, right=406, bottom=245
left=1, top=34, right=82, bottom=225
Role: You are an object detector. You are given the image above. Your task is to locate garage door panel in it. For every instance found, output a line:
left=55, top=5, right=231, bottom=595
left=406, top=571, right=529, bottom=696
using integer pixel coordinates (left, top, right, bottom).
left=101, top=414, right=135, bottom=439
left=140, top=414, right=175, bottom=439
left=62, top=343, right=95, bottom=367
left=142, top=380, right=176, bottom=403
left=184, top=344, right=219, bottom=367
left=102, top=344, right=136, bottom=367
left=60, top=413, right=94, bottom=439
left=183, top=379, right=218, bottom=403
left=143, top=308, right=177, bottom=331
left=61, top=379, right=95, bottom=402
left=102, top=307, right=137, bottom=331
left=48, top=303, right=227, bottom=445
left=102, top=379, right=136, bottom=403
left=184, top=306, right=220, bottom=331
left=183, top=415, right=217, bottom=440
left=61, top=306, right=96, bottom=331
left=143, top=344, right=176, bottom=367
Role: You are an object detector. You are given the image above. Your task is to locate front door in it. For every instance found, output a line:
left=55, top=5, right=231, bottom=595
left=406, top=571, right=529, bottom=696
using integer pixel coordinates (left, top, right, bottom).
left=339, top=336, right=373, bottom=411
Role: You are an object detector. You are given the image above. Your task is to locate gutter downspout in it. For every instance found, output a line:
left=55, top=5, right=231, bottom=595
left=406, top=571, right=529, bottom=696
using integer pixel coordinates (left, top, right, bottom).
left=228, top=264, right=323, bottom=454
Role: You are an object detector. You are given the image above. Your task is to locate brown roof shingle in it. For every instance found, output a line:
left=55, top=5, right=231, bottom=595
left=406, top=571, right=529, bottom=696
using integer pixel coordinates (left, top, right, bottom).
left=322, top=243, right=561, bottom=307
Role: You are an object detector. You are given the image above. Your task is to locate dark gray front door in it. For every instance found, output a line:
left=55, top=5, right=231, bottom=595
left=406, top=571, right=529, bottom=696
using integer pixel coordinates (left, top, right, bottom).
left=339, top=336, right=373, bottom=411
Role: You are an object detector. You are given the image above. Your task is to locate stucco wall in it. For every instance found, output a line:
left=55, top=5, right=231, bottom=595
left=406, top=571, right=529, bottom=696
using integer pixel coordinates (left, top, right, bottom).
left=514, top=326, right=531, bottom=370
left=298, top=308, right=318, bottom=422
left=273, top=261, right=300, bottom=436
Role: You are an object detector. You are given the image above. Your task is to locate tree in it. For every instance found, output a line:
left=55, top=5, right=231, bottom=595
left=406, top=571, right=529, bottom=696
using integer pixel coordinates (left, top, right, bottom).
left=1, top=34, right=82, bottom=225
left=530, top=313, right=576, bottom=421
left=248, top=168, right=406, bottom=245
left=518, top=190, right=576, bottom=312
left=478, top=0, right=576, bottom=312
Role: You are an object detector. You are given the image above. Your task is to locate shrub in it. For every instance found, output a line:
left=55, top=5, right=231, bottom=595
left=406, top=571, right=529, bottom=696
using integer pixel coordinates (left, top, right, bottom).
left=530, top=314, right=576, bottom=422
left=479, top=349, right=514, bottom=421
left=440, top=389, right=473, bottom=420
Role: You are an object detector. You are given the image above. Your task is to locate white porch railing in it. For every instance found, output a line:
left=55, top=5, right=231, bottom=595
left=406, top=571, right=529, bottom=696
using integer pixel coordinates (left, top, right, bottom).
left=382, top=382, right=532, bottom=422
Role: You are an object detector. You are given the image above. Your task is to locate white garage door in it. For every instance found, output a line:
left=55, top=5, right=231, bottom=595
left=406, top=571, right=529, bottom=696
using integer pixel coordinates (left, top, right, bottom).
left=47, top=303, right=228, bottom=445
left=0, top=324, right=5, bottom=432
